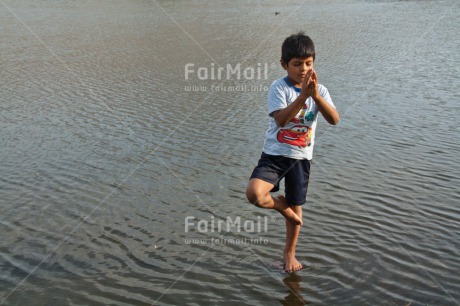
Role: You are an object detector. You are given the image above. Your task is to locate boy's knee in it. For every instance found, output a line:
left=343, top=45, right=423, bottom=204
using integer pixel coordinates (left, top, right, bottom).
left=245, top=186, right=257, bottom=204
left=245, top=185, right=266, bottom=206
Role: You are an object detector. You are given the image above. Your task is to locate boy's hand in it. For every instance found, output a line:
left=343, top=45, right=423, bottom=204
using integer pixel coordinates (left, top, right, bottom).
left=308, top=70, right=320, bottom=101
left=302, top=69, right=320, bottom=101
left=307, top=69, right=340, bottom=125
left=300, top=69, right=313, bottom=99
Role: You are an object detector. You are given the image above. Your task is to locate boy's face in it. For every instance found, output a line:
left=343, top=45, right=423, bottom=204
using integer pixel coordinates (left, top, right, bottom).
left=281, top=56, right=314, bottom=87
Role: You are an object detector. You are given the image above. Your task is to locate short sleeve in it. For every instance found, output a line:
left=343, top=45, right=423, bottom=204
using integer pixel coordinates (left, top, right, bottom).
left=319, top=84, right=335, bottom=109
left=267, top=81, right=288, bottom=115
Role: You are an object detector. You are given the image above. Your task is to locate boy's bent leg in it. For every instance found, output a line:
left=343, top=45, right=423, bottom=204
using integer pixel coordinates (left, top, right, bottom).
left=284, top=205, right=303, bottom=272
left=246, top=178, right=302, bottom=226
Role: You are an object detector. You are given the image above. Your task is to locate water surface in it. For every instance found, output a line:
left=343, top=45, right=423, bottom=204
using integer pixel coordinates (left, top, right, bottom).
left=1, top=0, right=459, bottom=305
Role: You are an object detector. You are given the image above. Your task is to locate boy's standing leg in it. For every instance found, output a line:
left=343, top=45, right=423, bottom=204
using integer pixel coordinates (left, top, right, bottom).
left=284, top=205, right=303, bottom=272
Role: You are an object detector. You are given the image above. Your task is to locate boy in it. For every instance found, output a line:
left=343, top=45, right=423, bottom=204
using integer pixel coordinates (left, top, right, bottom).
left=246, top=32, right=339, bottom=273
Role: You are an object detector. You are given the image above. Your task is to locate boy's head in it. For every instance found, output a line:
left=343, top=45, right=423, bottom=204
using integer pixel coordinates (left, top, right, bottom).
left=281, top=32, right=315, bottom=66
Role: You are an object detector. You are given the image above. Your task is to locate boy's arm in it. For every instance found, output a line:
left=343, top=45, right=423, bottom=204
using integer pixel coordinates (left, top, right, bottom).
left=313, top=94, right=340, bottom=125
left=272, top=94, right=308, bottom=127
left=272, top=69, right=314, bottom=127
left=310, top=70, right=340, bottom=125
left=272, top=69, right=340, bottom=126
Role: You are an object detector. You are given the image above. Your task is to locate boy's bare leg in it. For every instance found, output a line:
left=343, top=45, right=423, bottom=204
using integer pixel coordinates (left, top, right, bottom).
left=284, top=205, right=303, bottom=272
left=246, top=179, right=302, bottom=226
left=272, top=195, right=303, bottom=226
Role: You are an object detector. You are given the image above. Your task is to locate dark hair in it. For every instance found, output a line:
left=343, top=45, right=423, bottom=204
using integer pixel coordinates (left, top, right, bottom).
left=281, top=32, right=315, bottom=65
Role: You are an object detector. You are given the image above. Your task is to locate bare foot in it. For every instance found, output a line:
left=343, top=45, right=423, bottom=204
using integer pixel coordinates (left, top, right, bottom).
left=284, top=252, right=303, bottom=273
left=273, top=195, right=303, bottom=226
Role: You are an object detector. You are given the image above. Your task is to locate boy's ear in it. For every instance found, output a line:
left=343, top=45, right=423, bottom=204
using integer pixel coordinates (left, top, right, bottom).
left=280, top=59, right=288, bottom=70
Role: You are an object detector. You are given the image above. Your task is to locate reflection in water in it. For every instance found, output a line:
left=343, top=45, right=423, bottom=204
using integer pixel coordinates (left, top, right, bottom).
left=280, top=273, right=308, bottom=306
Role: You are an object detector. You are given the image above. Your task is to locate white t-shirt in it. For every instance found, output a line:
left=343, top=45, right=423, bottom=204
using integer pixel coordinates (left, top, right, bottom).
left=262, top=77, right=335, bottom=160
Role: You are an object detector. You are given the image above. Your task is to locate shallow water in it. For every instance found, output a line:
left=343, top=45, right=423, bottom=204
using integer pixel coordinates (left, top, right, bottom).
left=1, top=0, right=459, bottom=305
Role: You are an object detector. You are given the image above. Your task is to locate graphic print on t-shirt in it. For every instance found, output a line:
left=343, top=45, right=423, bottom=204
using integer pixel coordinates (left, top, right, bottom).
left=276, top=105, right=315, bottom=148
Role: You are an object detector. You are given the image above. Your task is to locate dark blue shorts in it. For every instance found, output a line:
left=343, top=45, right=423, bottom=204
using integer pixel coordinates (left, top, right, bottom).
left=249, top=152, right=311, bottom=206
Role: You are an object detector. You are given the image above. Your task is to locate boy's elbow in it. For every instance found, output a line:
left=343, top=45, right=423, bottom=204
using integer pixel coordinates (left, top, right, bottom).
left=274, top=116, right=286, bottom=127
left=275, top=120, right=286, bottom=128
left=329, top=111, right=340, bottom=125
left=331, top=116, right=340, bottom=125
